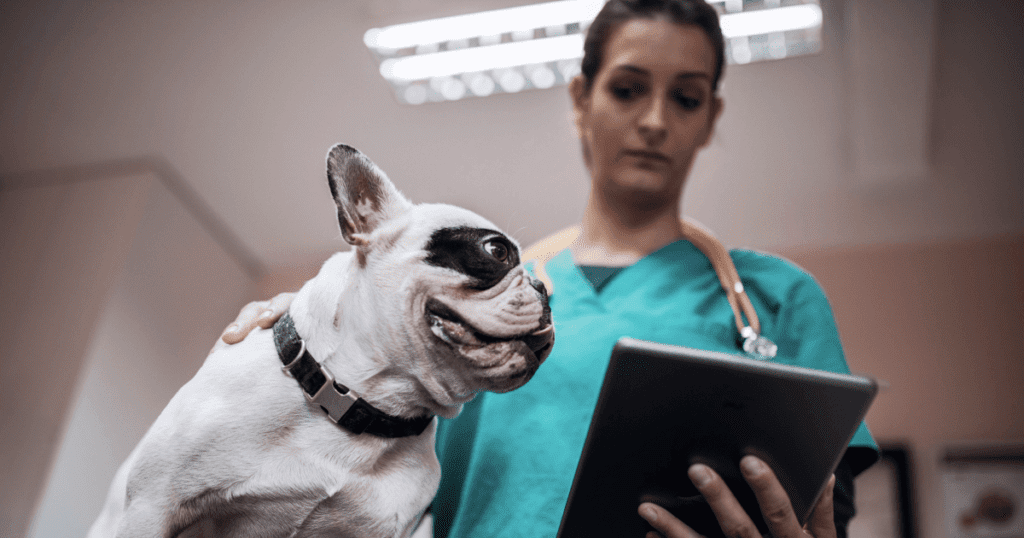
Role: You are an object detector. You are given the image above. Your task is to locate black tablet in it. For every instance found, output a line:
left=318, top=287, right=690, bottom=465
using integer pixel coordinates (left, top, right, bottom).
left=557, top=338, right=878, bottom=538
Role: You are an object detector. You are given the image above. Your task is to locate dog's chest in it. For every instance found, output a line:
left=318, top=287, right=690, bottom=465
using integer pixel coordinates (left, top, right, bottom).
left=287, top=462, right=439, bottom=537
left=168, top=432, right=440, bottom=538
left=287, top=430, right=442, bottom=528
left=175, top=465, right=438, bottom=538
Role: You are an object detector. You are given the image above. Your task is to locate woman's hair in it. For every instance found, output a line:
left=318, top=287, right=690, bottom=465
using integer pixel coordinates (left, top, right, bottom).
left=580, top=0, right=726, bottom=93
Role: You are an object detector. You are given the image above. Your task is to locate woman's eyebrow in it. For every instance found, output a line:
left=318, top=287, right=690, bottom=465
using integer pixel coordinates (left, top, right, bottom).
left=611, top=65, right=650, bottom=76
left=611, top=65, right=711, bottom=81
left=674, top=72, right=712, bottom=82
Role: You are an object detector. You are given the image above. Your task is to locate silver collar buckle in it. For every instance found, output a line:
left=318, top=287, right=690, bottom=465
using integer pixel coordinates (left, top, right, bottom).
left=306, top=367, right=360, bottom=424
left=281, top=339, right=359, bottom=423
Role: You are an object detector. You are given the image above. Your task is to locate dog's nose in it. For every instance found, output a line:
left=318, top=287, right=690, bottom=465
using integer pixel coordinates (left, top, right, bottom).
left=528, top=276, right=552, bottom=327
left=529, top=275, right=548, bottom=298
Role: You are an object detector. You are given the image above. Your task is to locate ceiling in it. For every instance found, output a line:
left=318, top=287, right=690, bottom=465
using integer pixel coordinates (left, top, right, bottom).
left=1, top=0, right=1021, bottom=274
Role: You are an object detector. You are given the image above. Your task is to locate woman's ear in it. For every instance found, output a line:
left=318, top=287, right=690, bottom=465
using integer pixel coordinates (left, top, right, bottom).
left=699, top=96, right=725, bottom=148
left=569, top=75, right=589, bottom=139
left=569, top=75, right=595, bottom=168
left=712, top=96, right=724, bottom=125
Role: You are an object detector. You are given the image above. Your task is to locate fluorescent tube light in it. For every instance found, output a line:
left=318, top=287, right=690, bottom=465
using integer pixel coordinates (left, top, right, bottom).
left=364, top=0, right=605, bottom=51
left=377, top=3, right=823, bottom=83
left=380, top=34, right=584, bottom=82
left=719, top=4, right=823, bottom=38
left=363, top=0, right=823, bottom=104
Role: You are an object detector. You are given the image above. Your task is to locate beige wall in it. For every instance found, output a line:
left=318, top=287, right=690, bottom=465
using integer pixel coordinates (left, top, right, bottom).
left=1, top=174, right=256, bottom=538
left=26, top=178, right=256, bottom=537
left=2, top=0, right=1020, bottom=267
left=788, top=233, right=1024, bottom=538
left=0, top=175, right=153, bottom=537
left=788, top=234, right=1024, bottom=446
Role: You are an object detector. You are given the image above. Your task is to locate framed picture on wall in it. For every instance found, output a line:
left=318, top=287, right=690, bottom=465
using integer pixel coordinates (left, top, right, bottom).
left=940, top=444, right=1024, bottom=538
left=849, top=444, right=917, bottom=538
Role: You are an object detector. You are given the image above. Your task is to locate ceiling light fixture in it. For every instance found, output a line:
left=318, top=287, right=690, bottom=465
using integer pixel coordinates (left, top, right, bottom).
left=364, top=0, right=605, bottom=51
left=379, top=34, right=585, bottom=83
left=364, top=0, right=823, bottom=104
left=720, top=4, right=822, bottom=38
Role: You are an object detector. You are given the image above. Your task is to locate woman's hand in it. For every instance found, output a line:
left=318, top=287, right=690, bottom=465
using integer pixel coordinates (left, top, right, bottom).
left=638, top=455, right=836, bottom=538
left=219, top=292, right=295, bottom=345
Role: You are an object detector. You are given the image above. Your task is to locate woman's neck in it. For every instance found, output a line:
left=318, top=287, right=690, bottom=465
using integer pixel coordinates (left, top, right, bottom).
left=573, top=191, right=685, bottom=266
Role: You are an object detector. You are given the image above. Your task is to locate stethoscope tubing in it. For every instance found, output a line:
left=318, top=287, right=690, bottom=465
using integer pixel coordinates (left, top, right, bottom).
left=523, top=217, right=777, bottom=359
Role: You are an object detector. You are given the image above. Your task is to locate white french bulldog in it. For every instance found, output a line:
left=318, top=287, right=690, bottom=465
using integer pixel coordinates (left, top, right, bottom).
left=89, top=144, right=554, bottom=538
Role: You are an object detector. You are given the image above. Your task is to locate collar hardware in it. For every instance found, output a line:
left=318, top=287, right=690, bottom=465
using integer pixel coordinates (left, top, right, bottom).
left=306, top=367, right=360, bottom=424
left=281, top=339, right=305, bottom=371
left=273, top=313, right=433, bottom=438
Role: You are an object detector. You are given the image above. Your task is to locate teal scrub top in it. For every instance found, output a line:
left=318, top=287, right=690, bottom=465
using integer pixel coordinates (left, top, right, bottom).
left=433, top=240, right=877, bottom=538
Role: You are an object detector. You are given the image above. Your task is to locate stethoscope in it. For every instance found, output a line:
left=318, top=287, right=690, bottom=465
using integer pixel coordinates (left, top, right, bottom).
left=524, top=217, right=779, bottom=361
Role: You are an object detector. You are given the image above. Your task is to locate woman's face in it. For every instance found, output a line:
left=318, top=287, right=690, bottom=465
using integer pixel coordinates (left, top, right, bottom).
left=572, top=18, right=722, bottom=209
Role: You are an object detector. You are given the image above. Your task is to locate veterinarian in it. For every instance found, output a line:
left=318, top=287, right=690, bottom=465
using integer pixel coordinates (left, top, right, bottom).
left=223, top=1, right=878, bottom=536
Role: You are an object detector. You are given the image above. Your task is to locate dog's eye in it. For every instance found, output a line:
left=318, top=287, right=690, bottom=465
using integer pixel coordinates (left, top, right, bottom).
left=482, top=239, right=509, bottom=262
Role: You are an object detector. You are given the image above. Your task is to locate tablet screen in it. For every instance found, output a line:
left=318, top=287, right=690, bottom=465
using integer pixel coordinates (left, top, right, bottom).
left=557, top=338, right=877, bottom=537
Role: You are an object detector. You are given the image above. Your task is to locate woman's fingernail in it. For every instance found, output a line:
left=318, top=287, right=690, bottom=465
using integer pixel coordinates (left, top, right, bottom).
left=225, top=324, right=238, bottom=334
left=259, top=309, right=275, bottom=319
left=741, top=456, right=765, bottom=477
left=640, top=505, right=658, bottom=523
left=689, top=464, right=713, bottom=487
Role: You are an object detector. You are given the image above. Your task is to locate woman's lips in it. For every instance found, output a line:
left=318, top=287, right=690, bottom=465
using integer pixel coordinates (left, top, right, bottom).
left=622, top=149, right=671, bottom=166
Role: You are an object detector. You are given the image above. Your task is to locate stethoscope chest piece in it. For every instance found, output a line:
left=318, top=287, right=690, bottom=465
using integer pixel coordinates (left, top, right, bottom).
left=741, top=326, right=778, bottom=360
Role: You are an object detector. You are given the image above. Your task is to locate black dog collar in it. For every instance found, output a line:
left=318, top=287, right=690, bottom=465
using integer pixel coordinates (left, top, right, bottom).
left=273, top=313, right=433, bottom=438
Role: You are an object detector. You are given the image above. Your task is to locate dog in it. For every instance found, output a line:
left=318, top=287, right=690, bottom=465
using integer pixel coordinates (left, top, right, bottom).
left=88, top=144, right=554, bottom=537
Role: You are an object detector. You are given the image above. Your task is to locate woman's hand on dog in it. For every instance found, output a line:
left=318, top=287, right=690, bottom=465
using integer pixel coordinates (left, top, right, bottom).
left=219, top=292, right=295, bottom=345
left=638, top=455, right=837, bottom=538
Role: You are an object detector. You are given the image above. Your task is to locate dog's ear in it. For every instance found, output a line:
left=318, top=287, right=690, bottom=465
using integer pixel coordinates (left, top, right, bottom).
left=326, top=144, right=412, bottom=246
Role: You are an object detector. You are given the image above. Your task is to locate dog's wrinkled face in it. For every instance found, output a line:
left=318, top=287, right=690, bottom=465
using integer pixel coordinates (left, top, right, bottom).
left=418, top=215, right=553, bottom=393
left=326, top=144, right=553, bottom=407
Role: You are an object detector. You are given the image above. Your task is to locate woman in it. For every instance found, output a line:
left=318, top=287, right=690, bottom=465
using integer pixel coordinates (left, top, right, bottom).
left=224, top=1, right=877, bottom=536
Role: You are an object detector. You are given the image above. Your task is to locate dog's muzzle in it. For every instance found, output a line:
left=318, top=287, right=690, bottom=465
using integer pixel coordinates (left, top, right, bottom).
left=426, top=272, right=554, bottom=387
left=426, top=298, right=554, bottom=360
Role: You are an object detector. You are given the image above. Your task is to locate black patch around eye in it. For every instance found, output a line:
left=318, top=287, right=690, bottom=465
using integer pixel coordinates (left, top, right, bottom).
left=424, top=227, right=520, bottom=288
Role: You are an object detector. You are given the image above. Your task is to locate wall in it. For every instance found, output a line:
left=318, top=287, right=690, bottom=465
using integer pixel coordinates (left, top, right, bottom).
left=787, top=233, right=1024, bottom=538
left=1, top=0, right=1020, bottom=267
left=0, top=175, right=152, bottom=537
left=28, top=178, right=256, bottom=537
left=0, top=173, right=256, bottom=538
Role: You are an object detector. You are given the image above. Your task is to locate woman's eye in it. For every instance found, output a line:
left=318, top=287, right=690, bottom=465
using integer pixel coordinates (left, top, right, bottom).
left=483, top=239, right=509, bottom=262
left=611, top=82, right=643, bottom=100
left=673, top=91, right=701, bottom=110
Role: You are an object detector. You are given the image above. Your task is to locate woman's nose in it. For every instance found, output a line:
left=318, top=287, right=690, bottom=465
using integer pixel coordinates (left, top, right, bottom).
left=638, top=95, right=668, bottom=147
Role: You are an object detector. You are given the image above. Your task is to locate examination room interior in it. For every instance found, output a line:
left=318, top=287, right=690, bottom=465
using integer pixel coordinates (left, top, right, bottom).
left=1, top=0, right=1021, bottom=537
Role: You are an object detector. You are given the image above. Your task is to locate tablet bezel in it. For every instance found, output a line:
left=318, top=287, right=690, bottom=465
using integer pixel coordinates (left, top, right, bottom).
left=556, top=337, right=878, bottom=537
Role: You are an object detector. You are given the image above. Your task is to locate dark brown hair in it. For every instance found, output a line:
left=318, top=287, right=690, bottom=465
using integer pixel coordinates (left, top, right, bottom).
left=580, top=0, right=726, bottom=92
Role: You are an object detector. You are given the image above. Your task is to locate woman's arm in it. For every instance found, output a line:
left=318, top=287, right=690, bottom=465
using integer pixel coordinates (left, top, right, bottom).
left=639, top=456, right=837, bottom=538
